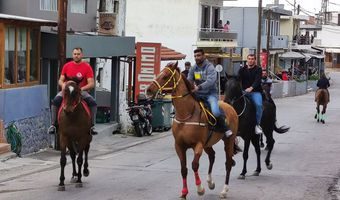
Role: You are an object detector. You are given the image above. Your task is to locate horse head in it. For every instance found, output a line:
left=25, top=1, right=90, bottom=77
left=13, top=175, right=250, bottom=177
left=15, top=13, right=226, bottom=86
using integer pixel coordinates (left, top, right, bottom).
left=63, top=81, right=82, bottom=113
left=224, top=75, right=243, bottom=104
left=146, top=61, right=186, bottom=98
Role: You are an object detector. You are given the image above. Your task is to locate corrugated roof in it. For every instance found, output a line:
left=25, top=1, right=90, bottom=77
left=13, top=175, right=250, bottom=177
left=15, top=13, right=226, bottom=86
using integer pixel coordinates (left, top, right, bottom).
left=0, top=13, right=57, bottom=26
left=161, top=46, right=186, bottom=61
left=279, top=51, right=305, bottom=59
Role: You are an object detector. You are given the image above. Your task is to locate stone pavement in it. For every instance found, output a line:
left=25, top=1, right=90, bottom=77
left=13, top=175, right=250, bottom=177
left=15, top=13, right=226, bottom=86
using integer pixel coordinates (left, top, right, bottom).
left=0, top=124, right=170, bottom=183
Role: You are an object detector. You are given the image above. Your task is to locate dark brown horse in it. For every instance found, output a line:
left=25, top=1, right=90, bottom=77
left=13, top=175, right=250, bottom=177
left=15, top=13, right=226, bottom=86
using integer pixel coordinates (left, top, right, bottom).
left=58, top=81, right=92, bottom=191
left=314, top=89, right=329, bottom=123
left=146, top=62, right=238, bottom=199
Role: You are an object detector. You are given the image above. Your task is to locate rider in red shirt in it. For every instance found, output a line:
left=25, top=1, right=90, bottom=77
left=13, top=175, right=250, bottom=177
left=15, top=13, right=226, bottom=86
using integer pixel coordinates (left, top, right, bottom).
left=48, top=47, right=98, bottom=135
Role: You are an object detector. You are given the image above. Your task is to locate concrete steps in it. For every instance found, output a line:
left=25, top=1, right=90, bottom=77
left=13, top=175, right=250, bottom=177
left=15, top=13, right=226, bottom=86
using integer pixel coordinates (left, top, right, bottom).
left=0, top=143, right=11, bottom=154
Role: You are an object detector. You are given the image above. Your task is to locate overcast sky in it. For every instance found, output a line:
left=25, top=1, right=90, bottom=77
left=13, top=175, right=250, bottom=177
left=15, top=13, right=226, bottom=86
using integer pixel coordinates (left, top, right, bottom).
left=223, top=0, right=340, bottom=15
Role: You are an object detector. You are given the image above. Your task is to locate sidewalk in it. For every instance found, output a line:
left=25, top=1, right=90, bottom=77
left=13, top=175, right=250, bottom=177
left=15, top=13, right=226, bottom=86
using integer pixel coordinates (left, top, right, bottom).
left=0, top=124, right=171, bottom=183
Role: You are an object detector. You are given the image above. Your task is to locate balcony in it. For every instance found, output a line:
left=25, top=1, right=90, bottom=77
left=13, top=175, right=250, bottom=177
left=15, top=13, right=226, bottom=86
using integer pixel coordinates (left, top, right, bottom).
left=197, top=28, right=238, bottom=48
left=261, top=35, right=289, bottom=49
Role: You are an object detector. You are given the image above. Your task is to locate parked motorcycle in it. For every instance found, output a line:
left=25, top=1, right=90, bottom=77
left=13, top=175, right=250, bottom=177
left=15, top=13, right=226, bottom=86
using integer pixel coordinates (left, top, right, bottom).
left=126, top=98, right=153, bottom=137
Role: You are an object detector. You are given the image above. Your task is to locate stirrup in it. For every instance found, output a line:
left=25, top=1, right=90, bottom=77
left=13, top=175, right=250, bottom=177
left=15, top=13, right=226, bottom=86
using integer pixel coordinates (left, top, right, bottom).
left=48, top=125, right=56, bottom=135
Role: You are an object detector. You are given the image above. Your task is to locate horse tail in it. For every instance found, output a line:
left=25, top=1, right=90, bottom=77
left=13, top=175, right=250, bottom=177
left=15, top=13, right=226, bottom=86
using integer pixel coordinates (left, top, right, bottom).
left=274, top=123, right=290, bottom=134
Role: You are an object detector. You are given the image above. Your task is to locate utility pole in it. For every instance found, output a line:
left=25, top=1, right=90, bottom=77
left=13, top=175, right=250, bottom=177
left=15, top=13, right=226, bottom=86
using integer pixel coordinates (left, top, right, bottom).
left=266, top=9, right=271, bottom=75
left=257, top=0, right=262, bottom=66
left=58, top=0, right=68, bottom=68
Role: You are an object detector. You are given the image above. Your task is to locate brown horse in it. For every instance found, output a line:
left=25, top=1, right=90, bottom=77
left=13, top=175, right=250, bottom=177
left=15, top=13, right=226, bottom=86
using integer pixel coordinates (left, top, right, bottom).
left=314, top=89, right=329, bottom=124
left=146, top=62, right=238, bottom=199
left=58, top=81, right=92, bottom=191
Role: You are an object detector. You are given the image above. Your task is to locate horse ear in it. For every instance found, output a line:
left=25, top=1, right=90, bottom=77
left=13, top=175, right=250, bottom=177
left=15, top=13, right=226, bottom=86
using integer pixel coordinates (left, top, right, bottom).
left=174, top=61, right=178, bottom=68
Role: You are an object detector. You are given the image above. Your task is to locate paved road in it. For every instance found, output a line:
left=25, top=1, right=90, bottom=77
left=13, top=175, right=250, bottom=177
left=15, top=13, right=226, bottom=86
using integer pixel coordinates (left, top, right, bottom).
left=0, top=72, right=339, bottom=200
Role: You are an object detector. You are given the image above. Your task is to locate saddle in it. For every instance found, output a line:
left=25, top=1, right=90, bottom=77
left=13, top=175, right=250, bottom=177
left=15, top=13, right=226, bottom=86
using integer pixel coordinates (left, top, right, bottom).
left=58, top=100, right=91, bottom=124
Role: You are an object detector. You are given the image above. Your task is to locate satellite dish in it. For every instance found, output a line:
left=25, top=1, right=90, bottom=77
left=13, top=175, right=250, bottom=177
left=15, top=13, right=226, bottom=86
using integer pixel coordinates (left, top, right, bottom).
left=215, top=64, right=223, bottom=73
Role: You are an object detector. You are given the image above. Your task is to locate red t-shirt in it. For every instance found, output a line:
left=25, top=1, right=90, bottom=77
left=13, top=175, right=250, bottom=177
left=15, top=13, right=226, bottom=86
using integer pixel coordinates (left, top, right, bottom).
left=61, top=61, right=94, bottom=88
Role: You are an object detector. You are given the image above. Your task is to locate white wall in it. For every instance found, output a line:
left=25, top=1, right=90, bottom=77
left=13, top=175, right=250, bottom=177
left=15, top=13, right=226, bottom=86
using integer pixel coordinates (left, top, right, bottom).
left=319, top=25, right=340, bottom=48
left=125, top=0, right=201, bottom=70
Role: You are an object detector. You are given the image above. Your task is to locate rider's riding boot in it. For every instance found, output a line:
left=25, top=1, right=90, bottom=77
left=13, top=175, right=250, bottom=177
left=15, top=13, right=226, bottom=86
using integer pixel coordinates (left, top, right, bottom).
left=48, top=105, right=58, bottom=134
left=90, top=106, right=98, bottom=135
left=214, top=115, right=232, bottom=138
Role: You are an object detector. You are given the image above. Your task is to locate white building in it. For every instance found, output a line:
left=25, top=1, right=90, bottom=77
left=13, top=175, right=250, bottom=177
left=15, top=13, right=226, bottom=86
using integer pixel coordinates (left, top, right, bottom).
left=125, top=0, right=238, bottom=70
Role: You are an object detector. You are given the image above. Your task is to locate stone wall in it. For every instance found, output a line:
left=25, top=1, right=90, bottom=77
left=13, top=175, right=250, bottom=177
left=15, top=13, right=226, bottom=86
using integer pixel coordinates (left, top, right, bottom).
left=5, top=108, right=51, bottom=155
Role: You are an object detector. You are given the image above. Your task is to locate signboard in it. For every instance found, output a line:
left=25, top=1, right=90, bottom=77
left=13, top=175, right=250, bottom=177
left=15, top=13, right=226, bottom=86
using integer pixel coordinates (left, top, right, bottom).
left=98, top=12, right=117, bottom=35
left=260, top=51, right=268, bottom=70
left=242, top=48, right=249, bottom=61
left=135, top=42, right=161, bottom=102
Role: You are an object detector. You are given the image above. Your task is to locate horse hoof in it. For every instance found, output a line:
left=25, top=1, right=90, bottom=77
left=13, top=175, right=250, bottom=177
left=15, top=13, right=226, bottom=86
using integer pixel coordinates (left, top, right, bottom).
left=317, top=119, right=320, bottom=122
left=75, top=183, right=83, bottom=188
left=207, top=180, right=215, bottom=190
left=220, top=192, right=227, bottom=199
left=83, top=169, right=90, bottom=177
left=58, top=185, right=65, bottom=191
left=322, top=120, right=325, bottom=124
left=197, top=187, right=205, bottom=196
left=314, top=114, right=317, bottom=119
left=267, top=163, right=273, bottom=170
left=253, top=171, right=260, bottom=176
left=238, top=175, right=245, bottom=179
left=70, top=177, right=77, bottom=183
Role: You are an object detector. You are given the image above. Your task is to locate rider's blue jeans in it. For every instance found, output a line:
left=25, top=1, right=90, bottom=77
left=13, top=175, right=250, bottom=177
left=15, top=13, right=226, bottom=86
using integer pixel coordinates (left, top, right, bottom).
left=198, top=94, right=221, bottom=118
left=245, top=92, right=263, bottom=125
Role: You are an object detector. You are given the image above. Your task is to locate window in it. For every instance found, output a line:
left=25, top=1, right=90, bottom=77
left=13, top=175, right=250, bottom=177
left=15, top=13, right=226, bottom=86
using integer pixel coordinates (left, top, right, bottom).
left=3, top=26, right=40, bottom=87
left=5, top=27, right=15, bottom=85
left=71, top=0, right=87, bottom=14
left=275, top=21, right=280, bottom=36
left=40, top=0, right=58, bottom=11
left=264, top=19, right=268, bottom=35
left=201, top=5, right=211, bottom=29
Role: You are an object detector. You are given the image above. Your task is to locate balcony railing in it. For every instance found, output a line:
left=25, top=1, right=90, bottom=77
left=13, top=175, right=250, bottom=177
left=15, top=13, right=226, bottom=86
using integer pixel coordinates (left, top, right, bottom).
left=198, top=28, right=238, bottom=41
left=261, top=35, right=288, bottom=49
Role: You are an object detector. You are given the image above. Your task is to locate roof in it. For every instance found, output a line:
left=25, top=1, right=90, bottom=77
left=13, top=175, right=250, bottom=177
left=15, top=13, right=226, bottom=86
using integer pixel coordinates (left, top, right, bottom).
left=302, top=53, right=324, bottom=60
left=291, top=44, right=321, bottom=53
left=279, top=51, right=305, bottom=59
left=161, top=46, right=186, bottom=61
left=0, top=13, right=57, bottom=26
left=325, top=48, right=340, bottom=53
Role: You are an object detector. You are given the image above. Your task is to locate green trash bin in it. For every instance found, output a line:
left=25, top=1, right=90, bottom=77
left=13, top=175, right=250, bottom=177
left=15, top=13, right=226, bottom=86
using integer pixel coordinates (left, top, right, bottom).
left=151, top=99, right=172, bottom=131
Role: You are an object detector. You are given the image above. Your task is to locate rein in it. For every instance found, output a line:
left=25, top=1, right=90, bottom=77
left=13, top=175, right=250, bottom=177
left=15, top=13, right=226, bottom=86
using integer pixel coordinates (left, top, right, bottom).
left=152, top=67, right=209, bottom=126
left=230, top=93, right=247, bottom=117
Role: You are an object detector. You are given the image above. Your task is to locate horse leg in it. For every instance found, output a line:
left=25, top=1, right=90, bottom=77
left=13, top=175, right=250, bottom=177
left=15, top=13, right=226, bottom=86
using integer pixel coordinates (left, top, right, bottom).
left=58, top=141, right=67, bottom=191
left=316, top=104, right=320, bottom=122
left=264, top=132, right=275, bottom=170
left=83, top=144, right=90, bottom=177
left=175, top=143, right=188, bottom=200
left=238, top=138, right=251, bottom=179
left=219, top=137, right=234, bottom=199
left=260, top=134, right=265, bottom=148
left=251, top=135, right=261, bottom=176
left=204, top=147, right=215, bottom=190
left=69, top=147, right=78, bottom=183
left=321, top=104, right=327, bottom=124
left=75, top=150, right=84, bottom=188
left=192, top=143, right=205, bottom=196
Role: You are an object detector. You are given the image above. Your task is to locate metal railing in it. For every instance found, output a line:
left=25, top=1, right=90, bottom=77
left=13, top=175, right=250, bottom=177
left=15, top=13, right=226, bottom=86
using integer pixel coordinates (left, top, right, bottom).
left=198, top=28, right=237, bottom=41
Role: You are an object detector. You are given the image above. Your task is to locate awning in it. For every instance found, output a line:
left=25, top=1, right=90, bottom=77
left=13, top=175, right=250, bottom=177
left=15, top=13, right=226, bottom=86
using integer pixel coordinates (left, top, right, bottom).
left=302, top=53, right=324, bottom=60
left=0, top=13, right=57, bottom=26
left=325, top=48, right=340, bottom=53
left=279, top=51, right=305, bottom=59
left=205, top=52, right=242, bottom=59
left=161, top=46, right=186, bottom=61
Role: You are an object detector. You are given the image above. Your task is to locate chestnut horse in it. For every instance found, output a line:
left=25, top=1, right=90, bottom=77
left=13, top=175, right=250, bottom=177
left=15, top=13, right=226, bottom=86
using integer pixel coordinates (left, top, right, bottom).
left=314, top=89, right=329, bottom=123
left=58, top=81, right=92, bottom=191
left=146, top=62, right=238, bottom=199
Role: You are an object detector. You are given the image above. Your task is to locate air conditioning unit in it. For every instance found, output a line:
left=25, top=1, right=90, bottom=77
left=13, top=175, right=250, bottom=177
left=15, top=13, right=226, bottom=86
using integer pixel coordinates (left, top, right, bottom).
left=98, top=12, right=117, bottom=36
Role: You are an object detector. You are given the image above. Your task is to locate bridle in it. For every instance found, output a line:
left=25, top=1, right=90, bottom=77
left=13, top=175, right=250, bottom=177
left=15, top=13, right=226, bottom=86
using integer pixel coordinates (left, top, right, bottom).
left=151, top=66, right=194, bottom=121
left=152, top=66, right=190, bottom=99
left=62, top=81, right=81, bottom=112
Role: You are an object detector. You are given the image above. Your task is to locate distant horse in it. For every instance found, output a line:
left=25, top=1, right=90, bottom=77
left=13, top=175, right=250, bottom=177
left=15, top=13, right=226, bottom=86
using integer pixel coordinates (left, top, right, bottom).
left=224, top=77, right=289, bottom=179
left=58, top=80, right=92, bottom=191
left=314, top=89, right=329, bottom=124
left=146, top=62, right=238, bottom=199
